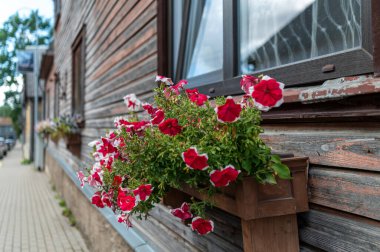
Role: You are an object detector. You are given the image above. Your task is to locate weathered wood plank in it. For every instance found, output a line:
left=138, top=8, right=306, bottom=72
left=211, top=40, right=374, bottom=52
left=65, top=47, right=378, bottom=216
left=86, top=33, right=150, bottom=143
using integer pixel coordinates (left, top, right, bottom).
left=134, top=204, right=243, bottom=252
left=308, top=167, right=380, bottom=220
left=262, top=124, right=380, bottom=171
left=262, top=93, right=380, bottom=122
left=299, top=209, right=380, bottom=251
left=86, top=0, right=156, bottom=79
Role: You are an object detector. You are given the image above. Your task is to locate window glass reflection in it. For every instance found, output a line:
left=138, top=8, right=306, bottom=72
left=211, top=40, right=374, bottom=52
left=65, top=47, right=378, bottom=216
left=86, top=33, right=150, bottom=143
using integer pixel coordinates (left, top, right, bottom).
left=240, top=0, right=362, bottom=73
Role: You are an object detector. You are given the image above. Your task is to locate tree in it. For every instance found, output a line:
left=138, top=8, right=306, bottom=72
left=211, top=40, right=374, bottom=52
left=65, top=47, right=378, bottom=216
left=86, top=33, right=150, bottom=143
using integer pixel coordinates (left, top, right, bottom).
left=0, top=10, right=52, bottom=136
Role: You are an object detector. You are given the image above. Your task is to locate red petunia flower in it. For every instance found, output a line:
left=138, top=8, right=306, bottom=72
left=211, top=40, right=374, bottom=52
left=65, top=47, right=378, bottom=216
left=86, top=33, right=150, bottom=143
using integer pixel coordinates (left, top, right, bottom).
left=92, top=191, right=104, bottom=208
left=240, top=75, right=258, bottom=94
left=186, top=89, right=209, bottom=106
left=185, top=88, right=199, bottom=95
left=112, top=175, right=123, bottom=187
left=171, top=80, right=188, bottom=94
left=117, top=213, right=133, bottom=227
left=209, top=165, right=241, bottom=187
left=249, top=75, right=284, bottom=111
left=191, top=217, right=214, bottom=235
left=133, top=184, right=153, bottom=201
left=158, top=118, right=182, bottom=136
left=151, top=109, right=165, bottom=125
left=181, top=147, right=209, bottom=171
left=142, top=103, right=158, bottom=115
left=170, top=202, right=193, bottom=220
left=117, top=191, right=136, bottom=212
left=101, top=191, right=112, bottom=208
left=215, top=97, right=242, bottom=123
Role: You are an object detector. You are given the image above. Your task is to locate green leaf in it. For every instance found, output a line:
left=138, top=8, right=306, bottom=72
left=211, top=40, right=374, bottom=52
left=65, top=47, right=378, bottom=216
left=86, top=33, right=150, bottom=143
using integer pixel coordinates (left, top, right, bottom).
left=272, top=163, right=291, bottom=180
left=263, top=173, right=277, bottom=184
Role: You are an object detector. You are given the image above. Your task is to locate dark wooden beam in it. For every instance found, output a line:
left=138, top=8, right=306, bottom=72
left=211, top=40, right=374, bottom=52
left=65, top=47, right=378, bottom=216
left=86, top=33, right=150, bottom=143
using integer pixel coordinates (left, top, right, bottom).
left=157, top=0, right=169, bottom=77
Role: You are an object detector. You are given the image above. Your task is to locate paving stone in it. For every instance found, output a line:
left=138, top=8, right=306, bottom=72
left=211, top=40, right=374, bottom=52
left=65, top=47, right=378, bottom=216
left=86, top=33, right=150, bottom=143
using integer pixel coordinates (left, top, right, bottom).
left=0, top=144, right=89, bottom=252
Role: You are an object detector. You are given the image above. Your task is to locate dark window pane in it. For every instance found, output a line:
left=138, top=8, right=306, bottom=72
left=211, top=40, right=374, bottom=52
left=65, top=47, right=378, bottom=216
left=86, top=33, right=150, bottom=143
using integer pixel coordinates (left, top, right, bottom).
left=239, top=0, right=362, bottom=73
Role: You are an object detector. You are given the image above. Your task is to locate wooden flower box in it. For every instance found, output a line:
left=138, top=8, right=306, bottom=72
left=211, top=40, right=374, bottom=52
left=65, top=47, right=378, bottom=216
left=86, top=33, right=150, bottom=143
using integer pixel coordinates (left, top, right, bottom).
left=64, top=133, right=82, bottom=157
left=164, top=157, right=309, bottom=252
left=64, top=133, right=81, bottom=146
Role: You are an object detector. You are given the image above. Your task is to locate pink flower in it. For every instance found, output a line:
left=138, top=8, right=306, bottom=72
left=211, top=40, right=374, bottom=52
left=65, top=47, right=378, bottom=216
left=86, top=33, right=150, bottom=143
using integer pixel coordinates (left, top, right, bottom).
left=133, top=184, right=153, bottom=201
left=150, top=109, right=165, bottom=125
left=170, top=202, right=193, bottom=220
left=240, top=75, right=258, bottom=94
left=92, top=191, right=104, bottom=208
left=209, top=165, right=241, bottom=187
left=77, top=171, right=86, bottom=188
left=101, top=191, right=112, bottom=208
left=123, top=94, right=141, bottom=111
left=158, top=118, right=182, bottom=136
left=215, top=97, right=242, bottom=123
left=117, top=191, right=136, bottom=212
left=181, top=147, right=209, bottom=171
left=191, top=217, right=214, bottom=235
left=155, top=75, right=174, bottom=86
left=249, top=75, right=284, bottom=111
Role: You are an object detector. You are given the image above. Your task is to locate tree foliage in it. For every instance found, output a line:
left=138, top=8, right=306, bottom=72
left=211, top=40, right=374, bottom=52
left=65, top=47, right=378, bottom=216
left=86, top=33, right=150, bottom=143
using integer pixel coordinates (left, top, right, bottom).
left=0, top=10, right=52, bottom=136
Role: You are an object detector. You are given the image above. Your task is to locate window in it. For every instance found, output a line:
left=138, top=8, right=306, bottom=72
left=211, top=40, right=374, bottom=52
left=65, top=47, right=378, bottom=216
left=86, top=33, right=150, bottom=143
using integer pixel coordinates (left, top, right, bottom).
left=167, top=0, right=374, bottom=96
left=71, top=26, right=86, bottom=118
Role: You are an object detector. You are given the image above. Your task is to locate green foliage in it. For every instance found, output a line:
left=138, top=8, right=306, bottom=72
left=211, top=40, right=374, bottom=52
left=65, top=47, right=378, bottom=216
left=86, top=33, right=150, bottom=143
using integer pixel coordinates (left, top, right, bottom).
left=0, top=10, right=52, bottom=136
left=56, top=196, right=76, bottom=226
left=21, top=158, right=32, bottom=165
left=90, top=87, right=291, bottom=218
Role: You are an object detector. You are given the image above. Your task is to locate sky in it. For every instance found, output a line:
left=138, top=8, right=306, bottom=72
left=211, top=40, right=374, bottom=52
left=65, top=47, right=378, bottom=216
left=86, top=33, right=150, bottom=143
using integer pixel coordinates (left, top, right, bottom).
left=0, top=0, right=53, bottom=105
left=0, top=0, right=53, bottom=24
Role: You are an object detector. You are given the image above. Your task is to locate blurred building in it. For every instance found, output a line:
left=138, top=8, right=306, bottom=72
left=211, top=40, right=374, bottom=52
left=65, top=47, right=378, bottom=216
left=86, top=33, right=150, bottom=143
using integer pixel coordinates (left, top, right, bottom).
left=20, top=45, right=47, bottom=162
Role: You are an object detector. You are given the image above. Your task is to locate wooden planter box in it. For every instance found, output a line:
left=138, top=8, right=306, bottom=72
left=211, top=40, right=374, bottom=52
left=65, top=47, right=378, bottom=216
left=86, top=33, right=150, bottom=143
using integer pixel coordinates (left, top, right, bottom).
left=64, top=133, right=82, bottom=146
left=164, top=157, right=309, bottom=252
left=64, top=133, right=82, bottom=157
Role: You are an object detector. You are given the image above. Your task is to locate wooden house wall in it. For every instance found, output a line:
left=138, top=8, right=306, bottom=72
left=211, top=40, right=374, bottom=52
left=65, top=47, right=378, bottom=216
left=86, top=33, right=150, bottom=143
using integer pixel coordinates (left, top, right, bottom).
left=51, top=0, right=380, bottom=251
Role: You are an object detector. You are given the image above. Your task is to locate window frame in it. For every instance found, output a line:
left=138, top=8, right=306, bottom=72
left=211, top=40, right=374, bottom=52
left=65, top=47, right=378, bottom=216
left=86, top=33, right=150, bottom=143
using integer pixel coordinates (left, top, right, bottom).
left=160, top=0, right=377, bottom=97
left=71, top=25, right=86, bottom=119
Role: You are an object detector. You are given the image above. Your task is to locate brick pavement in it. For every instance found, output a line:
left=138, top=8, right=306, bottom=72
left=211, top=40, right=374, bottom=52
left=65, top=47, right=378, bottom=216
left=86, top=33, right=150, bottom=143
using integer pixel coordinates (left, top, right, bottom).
left=0, top=144, right=89, bottom=252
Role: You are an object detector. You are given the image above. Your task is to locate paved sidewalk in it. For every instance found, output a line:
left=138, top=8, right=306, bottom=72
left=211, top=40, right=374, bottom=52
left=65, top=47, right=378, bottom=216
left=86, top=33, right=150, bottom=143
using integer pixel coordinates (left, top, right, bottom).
left=0, top=144, right=88, bottom=252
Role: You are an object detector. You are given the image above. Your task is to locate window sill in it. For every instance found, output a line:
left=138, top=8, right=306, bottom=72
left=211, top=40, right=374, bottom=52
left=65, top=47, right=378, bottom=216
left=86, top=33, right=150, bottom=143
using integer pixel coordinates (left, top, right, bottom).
left=284, top=75, right=380, bottom=104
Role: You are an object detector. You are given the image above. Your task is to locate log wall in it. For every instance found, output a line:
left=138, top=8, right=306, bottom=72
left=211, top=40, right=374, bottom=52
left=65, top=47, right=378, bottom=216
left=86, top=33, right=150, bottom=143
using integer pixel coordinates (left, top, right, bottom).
left=49, top=0, right=380, bottom=251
